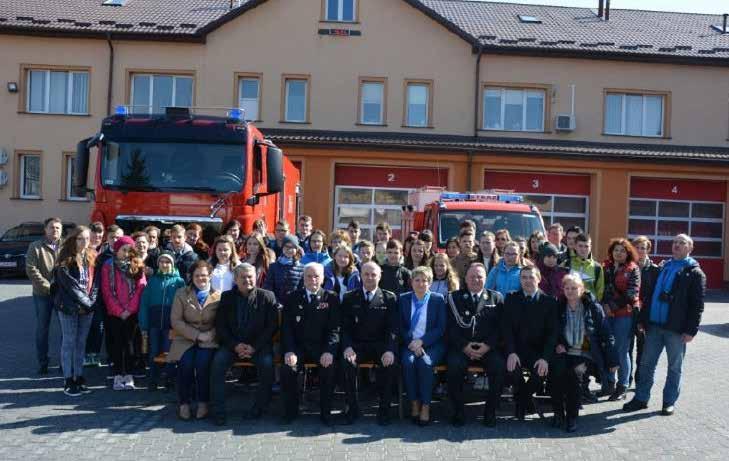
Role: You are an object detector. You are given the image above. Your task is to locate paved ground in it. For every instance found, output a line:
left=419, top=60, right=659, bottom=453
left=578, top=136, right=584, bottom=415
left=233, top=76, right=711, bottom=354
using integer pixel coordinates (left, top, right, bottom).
left=0, top=278, right=727, bottom=460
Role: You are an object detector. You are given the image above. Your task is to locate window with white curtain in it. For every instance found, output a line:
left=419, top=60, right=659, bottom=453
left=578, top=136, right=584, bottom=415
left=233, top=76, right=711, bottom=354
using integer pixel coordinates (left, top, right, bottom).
left=406, top=83, right=430, bottom=127
left=238, top=77, right=260, bottom=121
left=483, top=87, right=545, bottom=131
left=131, top=74, right=193, bottom=114
left=360, top=81, right=384, bottom=124
left=19, top=154, right=41, bottom=199
left=604, top=92, right=664, bottom=137
left=27, top=70, right=89, bottom=114
left=325, top=0, right=356, bottom=21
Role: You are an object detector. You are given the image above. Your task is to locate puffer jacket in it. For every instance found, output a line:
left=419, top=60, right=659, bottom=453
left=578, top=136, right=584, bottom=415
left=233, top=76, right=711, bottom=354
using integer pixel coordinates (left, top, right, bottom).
left=301, top=251, right=332, bottom=267
left=101, top=259, right=147, bottom=318
left=138, top=268, right=185, bottom=331
left=263, top=258, right=304, bottom=306
left=485, top=260, right=522, bottom=297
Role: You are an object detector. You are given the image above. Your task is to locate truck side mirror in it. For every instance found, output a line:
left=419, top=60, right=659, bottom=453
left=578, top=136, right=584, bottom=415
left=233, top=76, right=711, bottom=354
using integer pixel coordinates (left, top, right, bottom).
left=266, top=146, right=284, bottom=194
left=73, top=137, right=92, bottom=197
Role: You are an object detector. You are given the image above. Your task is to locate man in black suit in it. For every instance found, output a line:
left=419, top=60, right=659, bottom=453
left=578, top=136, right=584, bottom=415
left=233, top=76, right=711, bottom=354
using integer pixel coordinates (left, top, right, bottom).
left=210, top=263, right=278, bottom=425
left=502, top=265, right=559, bottom=420
left=281, top=262, right=340, bottom=425
left=446, top=263, right=505, bottom=427
left=341, top=262, right=398, bottom=425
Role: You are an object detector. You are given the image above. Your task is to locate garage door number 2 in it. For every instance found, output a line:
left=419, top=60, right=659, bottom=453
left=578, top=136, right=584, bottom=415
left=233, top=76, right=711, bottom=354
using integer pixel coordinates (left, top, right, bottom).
left=387, top=173, right=396, bottom=183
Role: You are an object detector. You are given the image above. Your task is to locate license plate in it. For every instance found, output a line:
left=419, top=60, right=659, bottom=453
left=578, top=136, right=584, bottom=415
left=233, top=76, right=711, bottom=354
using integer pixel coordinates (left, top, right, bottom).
left=0, top=261, right=17, bottom=268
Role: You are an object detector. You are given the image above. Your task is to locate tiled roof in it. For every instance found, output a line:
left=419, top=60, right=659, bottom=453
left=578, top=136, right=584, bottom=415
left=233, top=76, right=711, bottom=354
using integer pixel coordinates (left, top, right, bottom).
left=264, top=128, right=729, bottom=164
left=409, top=0, right=729, bottom=62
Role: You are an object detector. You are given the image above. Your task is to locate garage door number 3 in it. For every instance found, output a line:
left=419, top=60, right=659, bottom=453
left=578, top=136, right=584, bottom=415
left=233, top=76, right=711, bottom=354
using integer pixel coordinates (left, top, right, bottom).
left=532, top=179, right=540, bottom=189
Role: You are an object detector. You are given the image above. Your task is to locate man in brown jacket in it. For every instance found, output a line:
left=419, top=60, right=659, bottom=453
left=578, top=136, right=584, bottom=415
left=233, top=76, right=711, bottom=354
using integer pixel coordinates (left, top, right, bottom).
left=26, top=217, right=62, bottom=374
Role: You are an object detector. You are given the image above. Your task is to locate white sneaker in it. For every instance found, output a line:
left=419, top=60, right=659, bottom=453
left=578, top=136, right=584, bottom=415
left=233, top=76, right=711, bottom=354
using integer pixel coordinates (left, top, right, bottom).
left=112, top=375, right=125, bottom=391
left=123, top=375, right=136, bottom=390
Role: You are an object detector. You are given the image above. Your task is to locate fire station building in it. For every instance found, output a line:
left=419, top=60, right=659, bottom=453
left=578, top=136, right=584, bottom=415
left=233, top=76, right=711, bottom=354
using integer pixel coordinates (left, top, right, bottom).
left=2, top=0, right=729, bottom=287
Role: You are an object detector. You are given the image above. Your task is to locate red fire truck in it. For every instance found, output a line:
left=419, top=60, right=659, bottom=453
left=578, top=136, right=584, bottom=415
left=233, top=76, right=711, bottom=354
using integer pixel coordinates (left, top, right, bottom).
left=73, top=106, right=300, bottom=237
left=402, top=186, right=546, bottom=249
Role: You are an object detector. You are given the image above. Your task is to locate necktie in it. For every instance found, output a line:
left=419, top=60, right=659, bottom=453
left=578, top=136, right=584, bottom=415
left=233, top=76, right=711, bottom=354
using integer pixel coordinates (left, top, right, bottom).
left=366, top=292, right=371, bottom=302
left=472, top=294, right=478, bottom=305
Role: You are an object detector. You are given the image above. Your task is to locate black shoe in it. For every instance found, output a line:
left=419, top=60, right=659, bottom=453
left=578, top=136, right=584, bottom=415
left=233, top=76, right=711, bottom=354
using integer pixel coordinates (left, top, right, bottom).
left=608, top=384, right=627, bottom=402
left=148, top=381, right=158, bottom=392
left=63, top=378, right=81, bottom=397
left=417, top=416, right=431, bottom=427
left=451, top=410, right=465, bottom=427
left=213, top=414, right=227, bottom=426
left=281, top=412, right=297, bottom=424
left=599, top=381, right=616, bottom=397
left=581, top=388, right=598, bottom=404
left=515, top=401, right=525, bottom=421
left=566, top=416, right=577, bottom=433
left=483, top=409, right=497, bottom=428
left=344, top=407, right=360, bottom=425
left=75, top=377, right=92, bottom=394
left=661, top=405, right=675, bottom=416
left=623, top=398, right=648, bottom=412
left=244, top=406, right=264, bottom=420
left=376, top=408, right=391, bottom=426
left=551, top=409, right=565, bottom=428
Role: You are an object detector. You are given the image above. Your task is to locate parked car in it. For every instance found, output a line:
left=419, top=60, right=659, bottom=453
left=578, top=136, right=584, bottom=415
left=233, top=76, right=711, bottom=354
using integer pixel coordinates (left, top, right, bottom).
left=0, top=222, right=76, bottom=277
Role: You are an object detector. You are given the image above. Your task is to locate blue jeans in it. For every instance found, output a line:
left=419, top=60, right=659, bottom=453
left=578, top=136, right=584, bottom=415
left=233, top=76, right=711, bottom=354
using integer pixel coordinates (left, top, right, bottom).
left=58, top=311, right=94, bottom=379
left=177, top=346, right=215, bottom=404
left=401, top=342, right=444, bottom=405
left=147, top=328, right=171, bottom=384
left=33, top=295, right=57, bottom=368
left=609, top=315, right=633, bottom=387
left=635, top=325, right=686, bottom=406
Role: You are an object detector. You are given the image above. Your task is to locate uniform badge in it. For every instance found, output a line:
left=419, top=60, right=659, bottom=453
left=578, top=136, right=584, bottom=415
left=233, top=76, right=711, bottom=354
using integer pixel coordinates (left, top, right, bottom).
left=298, top=305, right=303, bottom=310
left=296, top=316, right=301, bottom=323
left=463, top=293, right=469, bottom=299
left=317, top=302, right=329, bottom=310
left=465, top=310, right=470, bottom=316
left=355, top=316, right=359, bottom=324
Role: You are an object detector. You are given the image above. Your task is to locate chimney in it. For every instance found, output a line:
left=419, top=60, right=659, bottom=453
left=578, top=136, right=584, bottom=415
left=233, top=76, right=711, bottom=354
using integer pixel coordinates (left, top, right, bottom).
left=724, top=13, right=728, bottom=33
left=605, top=0, right=611, bottom=21
left=597, top=0, right=604, bottom=18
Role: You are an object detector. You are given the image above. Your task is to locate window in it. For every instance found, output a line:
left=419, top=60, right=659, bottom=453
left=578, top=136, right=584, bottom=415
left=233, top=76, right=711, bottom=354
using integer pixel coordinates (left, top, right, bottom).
left=628, top=199, right=724, bottom=258
left=236, top=74, right=261, bottom=121
left=334, top=186, right=410, bottom=240
left=604, top=92, right=666, bottom=137
left=130, top=73, right=194, bottom=114
left=358, top=78, right=386, bottom=125
left=18, top=153, right=41, bottom=199
left=404, top=80, right=432, bottom=127
left=324, top=0, right=356, bottom=22
left=63, top=154, right=87, bottom=201
left=26, top=69, right=89, bottom=115
left=483, top=86, right=546, bottom=131
left=282, top=76, right=310, bottom=123
left=523, top=194, right=589, bottom=232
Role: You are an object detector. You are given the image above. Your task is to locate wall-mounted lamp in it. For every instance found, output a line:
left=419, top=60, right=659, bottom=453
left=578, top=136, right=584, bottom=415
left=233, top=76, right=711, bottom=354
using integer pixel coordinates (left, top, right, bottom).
left=7, top=82, right=18, bottom=93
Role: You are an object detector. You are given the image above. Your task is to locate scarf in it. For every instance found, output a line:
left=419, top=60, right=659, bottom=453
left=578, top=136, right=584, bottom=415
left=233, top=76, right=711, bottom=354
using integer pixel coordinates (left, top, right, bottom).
left=195, top=284, right=211, bottom=307
left=410, top=291, right=431, bottom=336
left=650, top=257, right=695, bottom=325
left=565, top=301, right=585, bottom=353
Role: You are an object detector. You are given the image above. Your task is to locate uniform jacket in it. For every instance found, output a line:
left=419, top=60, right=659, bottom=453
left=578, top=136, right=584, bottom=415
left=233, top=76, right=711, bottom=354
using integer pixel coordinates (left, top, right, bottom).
left=556, top=293, right=618, bottom=369
left=281, top=288, right=340, bottom=356
left=167, top=286, right=221, bottom=362
left=26, top=239, right=60, bottom=296
left=138, top=268, right=185, bottom=331
left=340, top=288, right=398, bottom=353
left=502, top=290, right=559, bottom=363
left=446, top=288, right=503, bottom=351
left=53, top=262, right=98, bottom=316
left=398, top=291, right=447, bottom=349
left=379, top=264, right=411, bottom=296
left=101, top=260, right=147, bottom=318
left=215, top=286, right=278, bottom=353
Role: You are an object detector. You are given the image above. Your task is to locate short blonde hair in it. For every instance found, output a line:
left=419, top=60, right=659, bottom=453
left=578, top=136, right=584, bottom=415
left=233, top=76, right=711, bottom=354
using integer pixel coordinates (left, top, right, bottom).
left=411, top=266, right=434, bottom=283
left=562, top=272, right=584, bottom=290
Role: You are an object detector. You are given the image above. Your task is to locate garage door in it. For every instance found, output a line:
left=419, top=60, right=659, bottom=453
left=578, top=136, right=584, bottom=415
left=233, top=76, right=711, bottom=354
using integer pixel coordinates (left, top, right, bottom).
left=334, top=165, right=448, bottom=240
left=629, top=177, right=725, bottom=288
left=484, top=171, right=591, bottom=232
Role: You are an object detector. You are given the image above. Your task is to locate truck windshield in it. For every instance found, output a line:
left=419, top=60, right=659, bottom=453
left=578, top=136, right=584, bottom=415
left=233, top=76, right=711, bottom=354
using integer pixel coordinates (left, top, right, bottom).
left=439, top=210, right=544, bottom=246
left=101, top=142, right=245, bottom=193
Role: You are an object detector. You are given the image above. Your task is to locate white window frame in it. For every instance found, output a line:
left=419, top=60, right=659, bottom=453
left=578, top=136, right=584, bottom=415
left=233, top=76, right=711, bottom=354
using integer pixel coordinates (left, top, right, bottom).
left=405, top=83, right=430, bottom=127
left=284, top=78, right=308, bottom=123
left=26, top=70, right=89, bottom=115
left=130, top=74, right=193, bottom=114
left=359, top=81, right=384, bottom=125
left=334, top=185, right=412, bottom=239
left=522, top=193, right=589, bottom=232
left=628, top=198, right=724, bottom=258
left=238, top=77, right=261, bottom=121
left=65, top=155, right=87, bottom=201
left=482, top=87, right=545, bottom=132
left=604, top=93, right=664, bottom=137
left=325, top=0, right=356, bottom=22
left=19, top=154, right=41, bottom=199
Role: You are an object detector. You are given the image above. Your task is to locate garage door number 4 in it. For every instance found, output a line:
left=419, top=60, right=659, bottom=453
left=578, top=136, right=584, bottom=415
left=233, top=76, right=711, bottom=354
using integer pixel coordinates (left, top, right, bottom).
left=671, top=185, right=679, bottom=194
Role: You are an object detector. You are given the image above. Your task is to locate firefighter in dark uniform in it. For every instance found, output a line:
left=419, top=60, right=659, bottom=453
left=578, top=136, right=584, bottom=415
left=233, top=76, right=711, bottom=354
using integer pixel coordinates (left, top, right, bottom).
left=446, top=263, right=506, bottom=427
left=341, top=262, right=399, bottom=426
left=281, top=262, right=340, bottom=425
left=502, top=265, right=559, bottom=420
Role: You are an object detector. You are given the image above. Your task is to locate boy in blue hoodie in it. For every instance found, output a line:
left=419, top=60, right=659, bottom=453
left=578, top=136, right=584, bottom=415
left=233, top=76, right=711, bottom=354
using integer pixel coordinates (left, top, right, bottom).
left=139, top=251, right=185, bottom=391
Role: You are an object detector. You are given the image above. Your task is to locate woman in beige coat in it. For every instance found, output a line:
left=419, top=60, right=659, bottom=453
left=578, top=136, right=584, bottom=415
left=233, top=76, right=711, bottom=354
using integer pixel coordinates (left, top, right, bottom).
left=168, top=260, right=221, bottom=420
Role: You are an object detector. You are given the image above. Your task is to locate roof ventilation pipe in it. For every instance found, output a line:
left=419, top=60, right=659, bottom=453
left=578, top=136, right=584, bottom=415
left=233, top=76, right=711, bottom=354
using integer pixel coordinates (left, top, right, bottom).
left=605, top=0, right=611, bottom=21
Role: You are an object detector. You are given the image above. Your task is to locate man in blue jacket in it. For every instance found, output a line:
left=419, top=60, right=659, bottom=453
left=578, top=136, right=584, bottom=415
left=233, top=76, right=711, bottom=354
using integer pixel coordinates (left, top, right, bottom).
left=624, top=234, right=705, bottom=416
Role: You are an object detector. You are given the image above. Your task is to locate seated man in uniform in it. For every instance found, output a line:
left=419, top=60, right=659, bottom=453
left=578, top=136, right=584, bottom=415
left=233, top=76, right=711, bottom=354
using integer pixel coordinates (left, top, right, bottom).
left=210, top=263, right=278, bottom=425
left=446, top=263, right=505, bottom=427
left=341, top=262, right=399, bottom=426
left=502, top=265, right=559, bottom=420
left=281, top=262, right=340, bottom=425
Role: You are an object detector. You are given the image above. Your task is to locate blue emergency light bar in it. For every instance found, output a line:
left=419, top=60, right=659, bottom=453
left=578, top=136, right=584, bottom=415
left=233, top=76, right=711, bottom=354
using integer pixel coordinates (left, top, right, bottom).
left=114, top=105, right=129, bottom=116
left=439, top=191, right=524, bottom=203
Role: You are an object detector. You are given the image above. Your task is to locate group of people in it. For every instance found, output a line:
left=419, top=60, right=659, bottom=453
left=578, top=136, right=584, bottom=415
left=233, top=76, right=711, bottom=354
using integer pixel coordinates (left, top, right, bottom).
left=26, top=214, right=705, bottom=431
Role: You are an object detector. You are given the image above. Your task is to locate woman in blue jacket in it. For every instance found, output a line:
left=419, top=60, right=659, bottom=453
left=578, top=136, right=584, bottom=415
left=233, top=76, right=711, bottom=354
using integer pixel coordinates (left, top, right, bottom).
left=139, top=251, right=185, bottom=391
left=486, top=241, right=524, bottom=297
left=399, top=266, right=446, bottom=426
left=323, top=245, right=361, bottom=301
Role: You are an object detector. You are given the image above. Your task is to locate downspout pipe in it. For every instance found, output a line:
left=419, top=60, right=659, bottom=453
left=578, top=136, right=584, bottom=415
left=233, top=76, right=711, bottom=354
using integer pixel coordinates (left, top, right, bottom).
left=472, top=37, right=488, bottom=192
left=106, top=33, right=114, bottom=116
